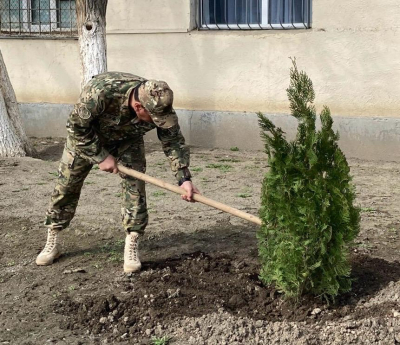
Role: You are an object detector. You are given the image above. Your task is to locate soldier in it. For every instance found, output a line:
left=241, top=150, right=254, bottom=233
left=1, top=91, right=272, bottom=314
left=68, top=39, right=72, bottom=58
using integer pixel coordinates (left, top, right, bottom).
left=36, top=72, right=199, bottom=273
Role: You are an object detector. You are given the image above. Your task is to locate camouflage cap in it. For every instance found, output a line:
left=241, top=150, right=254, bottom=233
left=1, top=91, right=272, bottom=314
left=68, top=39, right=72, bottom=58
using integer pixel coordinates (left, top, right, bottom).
left=139, top=80, right=178, bottom=129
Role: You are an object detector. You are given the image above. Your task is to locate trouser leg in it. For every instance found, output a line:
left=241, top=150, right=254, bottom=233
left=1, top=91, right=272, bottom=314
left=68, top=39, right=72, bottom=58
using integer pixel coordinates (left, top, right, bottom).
left=118, top=140, right=148, bottom=234
left=44, top=146, right=92, bottom=230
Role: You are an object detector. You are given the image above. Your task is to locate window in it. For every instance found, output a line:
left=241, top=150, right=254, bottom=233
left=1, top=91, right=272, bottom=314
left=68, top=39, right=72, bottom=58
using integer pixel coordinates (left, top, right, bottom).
left=0, top=0, right=77, bottom=37
left=199, top=0, right=311, bottom=30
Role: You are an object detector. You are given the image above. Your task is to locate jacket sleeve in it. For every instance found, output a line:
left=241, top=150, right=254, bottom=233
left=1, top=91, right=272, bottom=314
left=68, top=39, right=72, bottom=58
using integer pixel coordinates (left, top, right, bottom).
left=157, top=124, right=191, bottom=182
left=66, top=86, right=109, bottom=164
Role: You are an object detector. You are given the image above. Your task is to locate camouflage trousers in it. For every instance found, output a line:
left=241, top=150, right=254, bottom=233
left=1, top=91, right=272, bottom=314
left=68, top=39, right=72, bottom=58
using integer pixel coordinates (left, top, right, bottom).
left=45, top=138, right=148, bottom=234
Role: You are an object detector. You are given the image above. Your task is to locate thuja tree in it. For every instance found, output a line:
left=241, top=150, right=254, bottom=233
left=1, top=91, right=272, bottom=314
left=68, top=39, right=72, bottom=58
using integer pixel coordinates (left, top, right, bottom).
left=257, top=60, right=360, bottom=300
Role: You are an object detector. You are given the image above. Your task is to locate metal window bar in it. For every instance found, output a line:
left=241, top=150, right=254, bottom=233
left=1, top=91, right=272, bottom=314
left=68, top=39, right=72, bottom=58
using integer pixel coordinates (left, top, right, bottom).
left=69, top=0, right=72, bottom=36
left=0, top=0, right=77, bottom=37
left=198, top=0, right=311, bottom=30
left=17, top=0, right=20, bottom=34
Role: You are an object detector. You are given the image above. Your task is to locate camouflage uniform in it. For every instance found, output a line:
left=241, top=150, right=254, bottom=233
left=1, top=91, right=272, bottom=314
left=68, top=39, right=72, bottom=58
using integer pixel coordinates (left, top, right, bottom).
left=45, top=72, right=191, bottom=234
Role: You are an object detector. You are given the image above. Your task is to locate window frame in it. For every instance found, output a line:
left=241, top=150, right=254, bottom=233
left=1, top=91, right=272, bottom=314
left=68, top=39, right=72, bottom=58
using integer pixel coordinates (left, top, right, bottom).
left=29, top=0, right=58, bottom=32
left=0, top=0, right=77, bottom=36
left=198, top=0, right=311, bottom=30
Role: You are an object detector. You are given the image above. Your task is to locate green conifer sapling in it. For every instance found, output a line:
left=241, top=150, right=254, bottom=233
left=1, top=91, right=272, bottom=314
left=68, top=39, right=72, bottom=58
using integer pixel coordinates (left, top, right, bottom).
left=257, top=60, right=360, bottom=300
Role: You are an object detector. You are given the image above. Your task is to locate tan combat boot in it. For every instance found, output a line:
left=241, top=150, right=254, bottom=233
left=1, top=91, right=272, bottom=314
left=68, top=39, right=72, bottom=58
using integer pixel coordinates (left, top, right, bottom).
left=123, top=232, right=141, bottom=273
left=36, top=229, right=61, bottom=266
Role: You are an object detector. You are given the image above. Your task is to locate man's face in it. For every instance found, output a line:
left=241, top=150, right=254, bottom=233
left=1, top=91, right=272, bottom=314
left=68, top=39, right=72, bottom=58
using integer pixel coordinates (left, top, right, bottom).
left=132, top=102, right=154, bottom=124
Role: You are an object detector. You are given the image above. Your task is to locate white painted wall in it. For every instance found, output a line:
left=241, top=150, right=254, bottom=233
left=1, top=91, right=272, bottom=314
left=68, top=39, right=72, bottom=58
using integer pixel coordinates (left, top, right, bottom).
left=0, top=39, right=80, bottom=103
left=107, top=29, right=400, bottom=117
left=107, top=0, right=194, bottom=33
left=1, top=0, right=400, bottom=118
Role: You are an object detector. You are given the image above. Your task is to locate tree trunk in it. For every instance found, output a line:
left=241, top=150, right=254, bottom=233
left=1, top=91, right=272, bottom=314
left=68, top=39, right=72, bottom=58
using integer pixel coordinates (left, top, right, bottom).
left=0, top=50, right=35, bottom=157
left=76, top=0, right=108, bottom=89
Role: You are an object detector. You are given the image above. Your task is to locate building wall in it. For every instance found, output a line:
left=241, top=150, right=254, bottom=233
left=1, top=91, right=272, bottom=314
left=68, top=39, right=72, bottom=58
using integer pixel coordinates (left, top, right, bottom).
left=2, top=0, right=399, bottom=118
left=1, top=0, right=400, bottom=160
left=0, top=39, right=80, bottom=103
left=106, top=0, right=195, bottom=33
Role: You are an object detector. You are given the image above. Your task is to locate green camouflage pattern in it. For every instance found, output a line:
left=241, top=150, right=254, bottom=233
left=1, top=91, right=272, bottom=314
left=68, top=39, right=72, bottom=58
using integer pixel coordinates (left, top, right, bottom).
left=139, top=80, right=178, bottom=129
left=46, top=139, right=149, bottom=234
left=66, top=71, right=190, bottom=180
left=45, top=72, right=191, bottom=233
left=45, top=147, right=92, bottom=231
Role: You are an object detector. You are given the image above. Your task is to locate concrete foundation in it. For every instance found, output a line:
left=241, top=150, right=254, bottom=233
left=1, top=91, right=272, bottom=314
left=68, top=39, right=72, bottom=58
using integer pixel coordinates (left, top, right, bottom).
left=19, top=103, right=400, bottom=162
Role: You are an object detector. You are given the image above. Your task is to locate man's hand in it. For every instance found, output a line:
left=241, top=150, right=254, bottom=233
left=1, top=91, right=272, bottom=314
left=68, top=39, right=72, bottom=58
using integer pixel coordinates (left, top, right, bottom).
left=180, top=181, right=200, bottom=202
left=99, top=155, right=119, bottom=174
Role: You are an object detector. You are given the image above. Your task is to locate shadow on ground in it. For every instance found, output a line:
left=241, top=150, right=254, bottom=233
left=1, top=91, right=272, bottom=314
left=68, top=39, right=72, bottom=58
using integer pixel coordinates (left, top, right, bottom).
left=62, top=222, right=259, bottom=264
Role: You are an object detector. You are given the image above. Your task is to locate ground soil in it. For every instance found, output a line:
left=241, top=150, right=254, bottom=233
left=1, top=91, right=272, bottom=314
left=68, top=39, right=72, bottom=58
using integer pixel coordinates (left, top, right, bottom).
left=0, top=137, right=399, bottom=344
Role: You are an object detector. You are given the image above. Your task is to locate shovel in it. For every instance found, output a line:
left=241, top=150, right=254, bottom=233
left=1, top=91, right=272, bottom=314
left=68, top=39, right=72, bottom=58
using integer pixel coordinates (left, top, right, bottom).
left=117, top=164, right=262, bottom=226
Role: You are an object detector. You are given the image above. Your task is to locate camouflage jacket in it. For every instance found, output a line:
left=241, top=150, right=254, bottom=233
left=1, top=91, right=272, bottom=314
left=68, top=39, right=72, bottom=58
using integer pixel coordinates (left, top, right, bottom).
left=66, top=72, right=190, bottom=181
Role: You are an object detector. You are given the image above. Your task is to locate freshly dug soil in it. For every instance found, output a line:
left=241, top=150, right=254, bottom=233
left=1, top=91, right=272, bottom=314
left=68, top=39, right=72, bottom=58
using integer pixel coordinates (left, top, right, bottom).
left=0, top=138, right=399, bottom=344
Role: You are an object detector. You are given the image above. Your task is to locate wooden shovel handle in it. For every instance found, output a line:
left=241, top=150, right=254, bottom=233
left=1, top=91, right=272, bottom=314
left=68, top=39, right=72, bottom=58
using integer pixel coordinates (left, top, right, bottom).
left=117, top=164, right=262, bottom=226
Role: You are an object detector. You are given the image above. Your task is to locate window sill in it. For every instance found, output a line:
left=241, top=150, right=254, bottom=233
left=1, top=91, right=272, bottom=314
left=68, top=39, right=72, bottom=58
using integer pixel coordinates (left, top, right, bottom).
left=188, top=26, right=313, bottom=36
left=0, top=34, right=78, bottom=40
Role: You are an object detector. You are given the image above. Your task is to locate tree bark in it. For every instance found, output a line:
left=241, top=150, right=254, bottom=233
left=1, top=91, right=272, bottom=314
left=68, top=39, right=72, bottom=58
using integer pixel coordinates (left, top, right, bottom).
left=0, top=50, right=35, bottom=157
left=76, top=0, right=108, bottom=89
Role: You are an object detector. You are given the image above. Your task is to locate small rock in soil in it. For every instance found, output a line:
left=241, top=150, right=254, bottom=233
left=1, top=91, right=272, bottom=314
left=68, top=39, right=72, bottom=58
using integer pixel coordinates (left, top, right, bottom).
left=63, top=268, right=86, bottom=274
left=167, top=288, right=181, bottom=298
left=255, top=320, right=264, bottom=328
left=311, top=308, right=322, bottom=315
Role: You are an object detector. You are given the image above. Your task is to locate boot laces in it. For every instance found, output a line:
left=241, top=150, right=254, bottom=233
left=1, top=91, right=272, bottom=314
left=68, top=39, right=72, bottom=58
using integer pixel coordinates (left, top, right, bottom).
left=43, top=230, right=57, bottom=253
left=129, top=235, right=139, bottom=261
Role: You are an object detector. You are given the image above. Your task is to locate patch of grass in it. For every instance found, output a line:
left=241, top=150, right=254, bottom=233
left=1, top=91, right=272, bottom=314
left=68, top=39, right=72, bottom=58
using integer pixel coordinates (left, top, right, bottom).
left=218, top=158, right=240, bottom=163
left=92, top=165, right=100, bottom=170
left=115, top=193, right=122, bottom=198
left=156, top=162, right=165, bottom=166
left=355, top=242, right=374, bottom=250
left=230, top=147, right=240, bottom=151
left=101, top=241, right=124, bottom=263
left=101, top=240, right=124, bottom=252
left=48, top=172, right=58, bottom=177
left=151, top=336, right=172, bottom=345
left=206, top=164, right=233, bottom=172
left=237, top=193, right=252, bottom=198
left=85, top=181, right=95, bottom=185
left=68, top=285, right=76, bottom=291
left=152, top=190, right=167, bottom=197
left=6, top=261, right=15, bottom=267
left=191, top=167, right=203, bottom=172
left=244, top=165, right=258, bottom=170
left=114, top=239, right=125, bottom=246
left=360, top=207, right=376, bottom=213
left=36, top=182, right=47, bottom=185
left=108, top=253, right=122, bottom=263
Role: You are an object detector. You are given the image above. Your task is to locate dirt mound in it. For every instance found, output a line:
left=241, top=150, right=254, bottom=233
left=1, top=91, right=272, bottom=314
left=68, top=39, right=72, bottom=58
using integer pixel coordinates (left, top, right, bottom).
left=55, top=252, right=400, bottom=341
